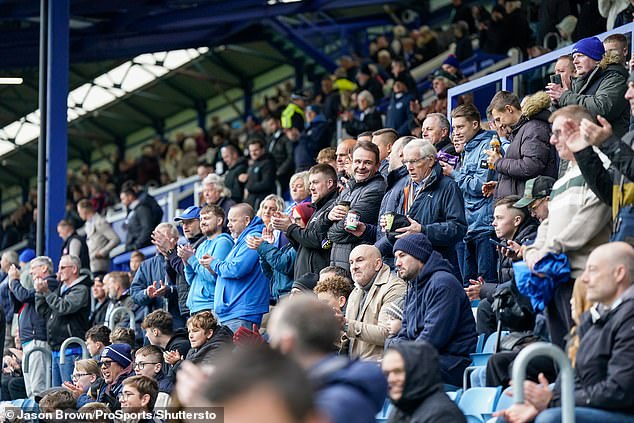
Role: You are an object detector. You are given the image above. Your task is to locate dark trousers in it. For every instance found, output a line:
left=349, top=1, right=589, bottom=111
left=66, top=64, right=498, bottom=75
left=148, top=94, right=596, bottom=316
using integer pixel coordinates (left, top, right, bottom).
left=486, top=350, right=558, bottom=389
left=546, top=279, right=574, bottom=349
left=463, top=233, right=498, bottom=286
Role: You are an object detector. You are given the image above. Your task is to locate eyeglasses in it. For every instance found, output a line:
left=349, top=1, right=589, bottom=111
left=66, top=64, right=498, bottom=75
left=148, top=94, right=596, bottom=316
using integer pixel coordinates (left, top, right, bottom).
left=71, top=372, right=89, bottom=381
left=58, top=265, right=73, bottom=270
left=99, top=360, right=114, bottom=368
left=529, top=197, right=546, bottom=211
left=133, top=361, right=159, bottom=370
left=118, top=391, right=137, bottom=401
left=402, top=157, right=429, bottom=166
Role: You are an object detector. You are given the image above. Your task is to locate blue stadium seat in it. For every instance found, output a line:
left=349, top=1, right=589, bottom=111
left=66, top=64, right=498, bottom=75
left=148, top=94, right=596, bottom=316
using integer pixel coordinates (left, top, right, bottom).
left=446, top=388, right=463, bottom=403
left=375, top=398, right=393, bottom=423
left=482, top=386, right=513, bottom=421
left=475, top=333, right=486, bottom=354
left=458, top=386, right=502, bottom=422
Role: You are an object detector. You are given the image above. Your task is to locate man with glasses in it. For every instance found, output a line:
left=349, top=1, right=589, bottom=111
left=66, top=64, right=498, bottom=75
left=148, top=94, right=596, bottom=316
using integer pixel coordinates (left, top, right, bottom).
left=9, top=255, right=59, bottom=397
left=375, top=139, right=466, bottom=275
left=513, top=176, right=556, bottom=223
left=34, top=254, right=90, bottom=387
left=133, top=345, right=172, bottom=393
left=96, top=343, right=133, bottom=411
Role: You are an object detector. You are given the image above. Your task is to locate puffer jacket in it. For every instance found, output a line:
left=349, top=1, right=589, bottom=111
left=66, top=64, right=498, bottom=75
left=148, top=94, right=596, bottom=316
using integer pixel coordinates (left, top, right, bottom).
left=558, top=51, right=629, bottom=138
left=451, top=129, right=496, bottom=240
left=327, top=173, right=387, bottom=270
left=494, top=92, right=559, bottom=198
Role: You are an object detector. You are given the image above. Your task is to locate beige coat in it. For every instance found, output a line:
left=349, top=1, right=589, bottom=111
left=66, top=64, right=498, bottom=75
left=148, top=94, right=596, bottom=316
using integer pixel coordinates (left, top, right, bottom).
left=344, top=264, right=406, bottom=361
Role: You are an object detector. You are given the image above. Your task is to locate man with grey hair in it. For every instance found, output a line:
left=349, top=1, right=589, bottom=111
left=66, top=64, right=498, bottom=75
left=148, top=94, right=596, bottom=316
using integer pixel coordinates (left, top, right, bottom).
left=35, top=254, right=91, bottom=386
left=421, top=113, right=458, bottom=156
left=130, top=222, right=184, bottom=329
left=8, top=255, right=59, bottom=397
left=0, top=250, right=18, bottom=349
left=377, top=139, right=466, bottom=275
left=268, top=296, right=387, bottom=423
left=342, top=90, right=383, bottom=137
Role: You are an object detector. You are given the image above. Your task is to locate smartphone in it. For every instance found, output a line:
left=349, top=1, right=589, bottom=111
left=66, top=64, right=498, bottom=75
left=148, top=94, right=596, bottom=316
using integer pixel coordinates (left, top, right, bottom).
left=550, top=74, right=562, bottom=86
left=489, top=238, right=511, bottom=250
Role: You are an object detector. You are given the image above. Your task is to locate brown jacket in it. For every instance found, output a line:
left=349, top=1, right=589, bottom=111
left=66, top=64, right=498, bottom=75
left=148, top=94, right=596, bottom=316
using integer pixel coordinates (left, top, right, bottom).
left=344, top=264, right=406, bottom=361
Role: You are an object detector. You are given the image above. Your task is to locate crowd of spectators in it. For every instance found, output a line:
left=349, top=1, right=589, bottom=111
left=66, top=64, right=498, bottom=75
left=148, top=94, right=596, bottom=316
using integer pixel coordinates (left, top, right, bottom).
left=1, top=2, right=634, bottom=422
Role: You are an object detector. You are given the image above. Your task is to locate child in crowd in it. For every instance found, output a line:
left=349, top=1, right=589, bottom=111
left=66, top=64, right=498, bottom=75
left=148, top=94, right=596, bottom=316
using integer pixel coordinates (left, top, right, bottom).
left=85, top=325, right=112, bottom=359
left=133, top=345, right=173, bottom=394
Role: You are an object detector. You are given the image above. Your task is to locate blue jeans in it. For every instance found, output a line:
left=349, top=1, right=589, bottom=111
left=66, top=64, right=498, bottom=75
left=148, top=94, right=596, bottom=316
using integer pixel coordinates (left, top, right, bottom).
left=51, top=352, right=81, bottom=387
left=463, top=233, right=498, bottom=286
left=535, top=407, right=634, bottom=423
left=224, top=318, right=258, bottom=334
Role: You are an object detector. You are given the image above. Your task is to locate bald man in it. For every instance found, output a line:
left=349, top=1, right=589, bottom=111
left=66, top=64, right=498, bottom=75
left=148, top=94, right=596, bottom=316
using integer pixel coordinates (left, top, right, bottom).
left=335, top=139, right=357, bottom=181
left=342, top=245, right=406, bottom=361
left=499, top=242, right=634, bottom=423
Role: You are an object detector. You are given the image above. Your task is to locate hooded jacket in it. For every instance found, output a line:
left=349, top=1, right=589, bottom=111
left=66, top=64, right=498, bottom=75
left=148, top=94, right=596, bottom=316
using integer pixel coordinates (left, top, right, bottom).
left=452, top=129, right=496, bottom=239
left=327, top=173, right=387, bottom=270
left=296, top=115, right=333, bottom=171
left=387, top=342, right=467, bottom=423
left=210, top=216, right=270, bottom=324
left=10, top=274, right=60, bottom=344
left=286, top=189, right=338, bottom=280
left=169, top=325, right=234, bottom=380
left=494, top=92, right=559, bottom=198
left=551, top=285, right=634, bottom=412
left=185, top=233, right=234, bottom=313
left=378, top=164, right=467, bottom=264
left=35, top=274, right=91, bottom=349
left=558, top=52, right=629, bottom=138
left=386, top=251, right=476, bottom=386
left=309, top=354, right=387, bottom=423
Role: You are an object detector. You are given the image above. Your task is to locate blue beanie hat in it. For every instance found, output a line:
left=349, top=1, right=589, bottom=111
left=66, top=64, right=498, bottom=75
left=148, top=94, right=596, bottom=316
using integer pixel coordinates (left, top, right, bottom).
left=442, top=54, right=460, bottom=69
left=393, top=233, right=434, bottom=263
left=19, top=249, right=36, bottom=263
left=572, top=37, right=605, bottom=61
left=100, top=343, right=132, bottom=368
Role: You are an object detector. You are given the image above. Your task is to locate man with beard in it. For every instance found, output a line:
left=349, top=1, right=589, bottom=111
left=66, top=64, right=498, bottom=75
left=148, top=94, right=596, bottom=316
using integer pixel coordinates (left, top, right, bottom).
left=386, top=233, right=476, bottom=386
left=178, top=205, right=233, bottom=315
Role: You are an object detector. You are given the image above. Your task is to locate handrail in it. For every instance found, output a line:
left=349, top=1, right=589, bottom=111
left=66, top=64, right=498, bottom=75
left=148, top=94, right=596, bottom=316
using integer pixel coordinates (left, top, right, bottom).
left=108, top=306, right=136, bottom=330
left=512, top=342, right=574, bottom=423
left=23, top=346, right=52, bottom=389
left=447, top=22, right=634, bottom=118
left=59, top=336, right=90, bottom=364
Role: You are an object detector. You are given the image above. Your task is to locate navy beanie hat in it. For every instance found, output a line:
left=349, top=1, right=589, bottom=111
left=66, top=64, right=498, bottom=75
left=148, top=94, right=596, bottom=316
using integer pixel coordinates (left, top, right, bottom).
left=100, top=343, right=132, bottom=368
left=393, top=233, right=434, bottom=263
left=572, top=37, right=605, bottom=61
left=442, top=54, right=460, bottom=69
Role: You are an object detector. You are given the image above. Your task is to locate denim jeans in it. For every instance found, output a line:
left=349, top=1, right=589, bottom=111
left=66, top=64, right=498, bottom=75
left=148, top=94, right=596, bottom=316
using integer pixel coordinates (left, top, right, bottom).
left=51, top=352, right=81, bottom=387
left=535, top=407, right=634, bottom=423
left=463, top=233, right=498, bottom=286
left=224, top=318, right=258, bottom=334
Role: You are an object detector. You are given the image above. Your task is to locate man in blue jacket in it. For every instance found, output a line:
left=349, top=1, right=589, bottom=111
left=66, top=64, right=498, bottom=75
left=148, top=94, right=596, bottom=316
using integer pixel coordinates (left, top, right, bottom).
left=9, top=256, right=59, bottom=398
left=178, top=204, right=233, bottom=314
left=441, top=103, right=498, bottom=285
left=387, top=233, right=476, bottom=386
left=207, top=203, right=269, bottom=333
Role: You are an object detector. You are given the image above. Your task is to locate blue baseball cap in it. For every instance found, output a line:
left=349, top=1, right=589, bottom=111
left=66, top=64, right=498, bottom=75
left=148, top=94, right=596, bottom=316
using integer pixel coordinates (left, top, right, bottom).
left=174, top=206, right=200, bottom=222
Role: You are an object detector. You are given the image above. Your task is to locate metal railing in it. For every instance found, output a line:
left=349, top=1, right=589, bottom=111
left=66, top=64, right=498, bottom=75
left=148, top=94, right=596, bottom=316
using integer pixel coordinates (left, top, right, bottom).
left=447, top=22, right=634, bottom=118
left=108, top=306, right=136, bottom=330
left=59, top=337, right=90, bottom=364
left=512, top=342, right=574, bottom=423
left=23, top=346, right=52, bottom=390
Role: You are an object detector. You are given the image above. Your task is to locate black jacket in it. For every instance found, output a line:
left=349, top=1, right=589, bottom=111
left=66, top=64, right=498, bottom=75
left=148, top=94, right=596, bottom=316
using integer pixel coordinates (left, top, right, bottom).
left=166, top=232, right=205, bottom=317
left=224, top=157, right=248, bottom=203
left=61, top=233, right=90, bottom=270
left=295, top=116, right=333, bottom=171
left=343, top=108, right=383, bottom=138
left=267, top=130, right=295, bottom=187
left=163, top=328, right=191, bottom=379
left=125, top=201, right=154, bottom=251
left=552, top=286, right=634, bottom=413
left=169, top=325, right=233, bottom=381
left=89, top=298, right=111, bottom=326
left=286, top=189, right=338, bottom=280
left=9, top=275, right=60, bottom=343
left=245, top=153, right=277, bottom=210
left=35, top=274, right=91, bottom=349
left=388, top=341, right=466, bottom=423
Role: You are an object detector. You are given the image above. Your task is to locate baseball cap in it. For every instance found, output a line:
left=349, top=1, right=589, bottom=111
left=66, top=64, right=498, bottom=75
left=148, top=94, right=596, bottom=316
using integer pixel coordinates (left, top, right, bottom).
left=514, top=176, right=556, bottom=208
left=174, top=206, right=200, bottom=222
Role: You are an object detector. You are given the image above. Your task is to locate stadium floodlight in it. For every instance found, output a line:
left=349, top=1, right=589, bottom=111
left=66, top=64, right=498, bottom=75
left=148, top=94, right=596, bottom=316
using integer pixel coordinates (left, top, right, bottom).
left=0, top=78, right=23, bottom=85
